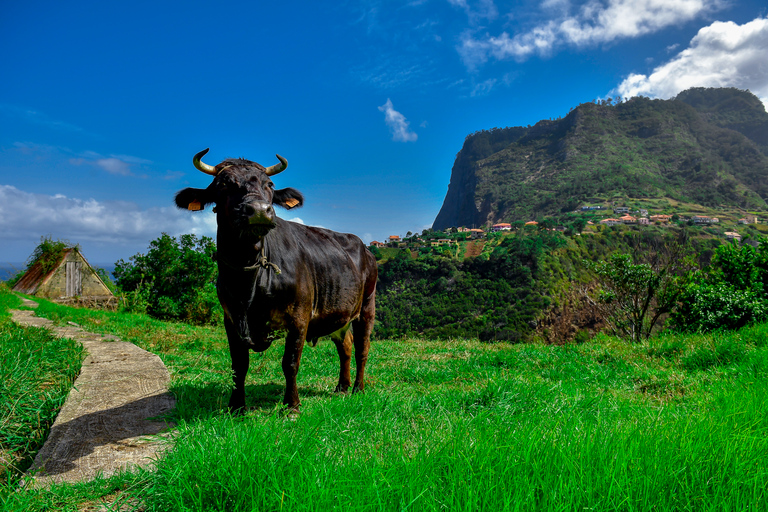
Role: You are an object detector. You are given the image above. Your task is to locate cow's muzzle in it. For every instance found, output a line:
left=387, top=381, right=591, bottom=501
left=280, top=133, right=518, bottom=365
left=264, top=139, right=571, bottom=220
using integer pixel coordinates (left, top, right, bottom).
left=237, top=201, right=275, bottom=227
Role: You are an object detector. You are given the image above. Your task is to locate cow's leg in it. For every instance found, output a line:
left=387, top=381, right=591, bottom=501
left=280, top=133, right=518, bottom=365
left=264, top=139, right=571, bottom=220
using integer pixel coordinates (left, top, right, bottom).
left=331, top=325, right=353, bottom=393
left=282, top=327, right=307, bottom=409
left=225, top=319, right=250, bottom=412
left=351, top=293, right=375, bottom=392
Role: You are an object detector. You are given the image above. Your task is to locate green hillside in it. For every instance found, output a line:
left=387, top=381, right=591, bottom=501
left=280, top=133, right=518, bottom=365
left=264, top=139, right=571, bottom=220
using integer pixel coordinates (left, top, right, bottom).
left=433, top=88, right=768, bottom=230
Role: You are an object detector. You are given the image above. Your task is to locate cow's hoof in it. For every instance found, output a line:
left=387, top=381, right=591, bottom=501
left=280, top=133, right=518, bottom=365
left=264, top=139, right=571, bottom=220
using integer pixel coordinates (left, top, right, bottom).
left=228, top=400, right=246, bottom=415
left=281, top=404, right=300, bottom=420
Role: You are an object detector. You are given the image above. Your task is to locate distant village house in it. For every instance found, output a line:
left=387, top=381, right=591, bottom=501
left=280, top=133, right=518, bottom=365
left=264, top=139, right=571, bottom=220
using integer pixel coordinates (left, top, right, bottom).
left=620, top=215, right=637, bottom=224
left=692, top=216, right=719, bottom=224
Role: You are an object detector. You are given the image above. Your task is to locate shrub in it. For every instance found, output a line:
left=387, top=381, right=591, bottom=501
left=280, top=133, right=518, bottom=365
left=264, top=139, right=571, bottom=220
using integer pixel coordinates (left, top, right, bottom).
left=670, top=281, right=767, bottom=332
left=113, top=233, right=221, bottom=325
left=670, top=242, right=768, bottom=333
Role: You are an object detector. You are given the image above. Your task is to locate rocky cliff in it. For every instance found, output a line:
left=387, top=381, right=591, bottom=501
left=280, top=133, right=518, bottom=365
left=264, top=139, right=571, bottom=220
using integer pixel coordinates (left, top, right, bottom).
left=432, top=88, right=768, bottom=230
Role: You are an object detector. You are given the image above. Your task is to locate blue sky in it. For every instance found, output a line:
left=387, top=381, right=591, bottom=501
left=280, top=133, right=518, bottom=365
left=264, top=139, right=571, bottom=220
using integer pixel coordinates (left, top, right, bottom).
left=1, top=0, right=767, bottom=266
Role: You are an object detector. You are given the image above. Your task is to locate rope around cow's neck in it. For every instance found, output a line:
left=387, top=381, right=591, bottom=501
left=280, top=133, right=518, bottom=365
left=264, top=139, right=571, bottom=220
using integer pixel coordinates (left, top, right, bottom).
left=219, top=247, right=281, bottom=274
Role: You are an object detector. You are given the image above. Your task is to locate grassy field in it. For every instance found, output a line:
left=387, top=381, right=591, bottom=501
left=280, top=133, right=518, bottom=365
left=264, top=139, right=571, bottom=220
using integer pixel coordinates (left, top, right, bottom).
left=1, top=285, right=767, bottom=511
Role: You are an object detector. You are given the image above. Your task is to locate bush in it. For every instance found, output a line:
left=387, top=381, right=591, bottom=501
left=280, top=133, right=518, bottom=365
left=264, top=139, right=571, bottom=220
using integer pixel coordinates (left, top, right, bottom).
left=670, top=281, right=767, bottom=332
left=113, top=233, right=221, bottom=325
left=670, top=242, right=768, bottom=333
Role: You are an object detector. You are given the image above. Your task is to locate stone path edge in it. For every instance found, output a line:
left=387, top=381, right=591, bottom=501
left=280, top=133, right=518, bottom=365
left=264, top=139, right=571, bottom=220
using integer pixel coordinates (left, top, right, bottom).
left=10, top=297, right=176, bottom=488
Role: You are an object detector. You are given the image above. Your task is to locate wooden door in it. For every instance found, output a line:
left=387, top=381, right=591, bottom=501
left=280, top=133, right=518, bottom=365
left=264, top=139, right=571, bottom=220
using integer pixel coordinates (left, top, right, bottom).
left=65, top=261, right=82, bottom=297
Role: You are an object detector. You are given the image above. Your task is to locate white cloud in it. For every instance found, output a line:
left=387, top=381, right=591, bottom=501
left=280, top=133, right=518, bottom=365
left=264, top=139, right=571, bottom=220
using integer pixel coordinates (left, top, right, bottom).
left=617, top=17, right=768, bottom=110
left=459, top=0, right=721, bottom=67
left=471, top=78, right=498, bottom=96
left=284, top=216, right=326, bottom=229
left=11, top=143, right=153, bottom=178
left=95, top=158, right=132, bottom=176
left=449, top=0, right=499, bottom=24
left=378, top=99, right=418, bottom=142
left=68, top=151, right=152, bottom=176
left=0, top=184, right=216, bottom=249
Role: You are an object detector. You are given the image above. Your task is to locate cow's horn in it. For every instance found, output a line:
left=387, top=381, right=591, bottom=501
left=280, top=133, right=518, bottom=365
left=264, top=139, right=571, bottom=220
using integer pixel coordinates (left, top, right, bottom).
left=193, top=148, right=218, bottom=176
left=264, top=154, right=288, bottom=176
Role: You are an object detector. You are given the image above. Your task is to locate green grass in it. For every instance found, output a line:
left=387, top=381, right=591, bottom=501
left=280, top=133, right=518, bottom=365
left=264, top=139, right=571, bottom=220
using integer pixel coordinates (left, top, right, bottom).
left=0, top=285, right=84, bottom=489
left=1, top=287, right=767, bottom=510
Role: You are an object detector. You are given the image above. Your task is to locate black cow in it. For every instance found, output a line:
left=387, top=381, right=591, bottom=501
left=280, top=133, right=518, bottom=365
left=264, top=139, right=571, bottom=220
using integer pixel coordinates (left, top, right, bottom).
left=175, top=149, right=377, bottom=410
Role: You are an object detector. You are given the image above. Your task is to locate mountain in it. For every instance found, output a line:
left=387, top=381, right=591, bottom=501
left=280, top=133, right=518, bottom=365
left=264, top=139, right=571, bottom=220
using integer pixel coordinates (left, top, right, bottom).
left=676, top=88, right=768, bottom=155
left=432, top=88, right=768, bottom=231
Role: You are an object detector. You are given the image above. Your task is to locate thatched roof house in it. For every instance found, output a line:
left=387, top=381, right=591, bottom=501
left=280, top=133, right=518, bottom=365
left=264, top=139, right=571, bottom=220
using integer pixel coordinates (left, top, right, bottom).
left=12, top=248, right=114, bottom=303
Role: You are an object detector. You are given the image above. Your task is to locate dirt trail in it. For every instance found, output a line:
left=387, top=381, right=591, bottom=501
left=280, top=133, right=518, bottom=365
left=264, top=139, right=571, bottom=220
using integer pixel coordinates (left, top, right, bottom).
left=10, top=297, right=175, bottom=488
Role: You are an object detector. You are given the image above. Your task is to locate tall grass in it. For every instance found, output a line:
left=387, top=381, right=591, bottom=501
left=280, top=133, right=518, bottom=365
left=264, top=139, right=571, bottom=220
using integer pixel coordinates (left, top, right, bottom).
left=1, top=290, right=767, bottom=511
left=0, top=285, right=84, bottom=490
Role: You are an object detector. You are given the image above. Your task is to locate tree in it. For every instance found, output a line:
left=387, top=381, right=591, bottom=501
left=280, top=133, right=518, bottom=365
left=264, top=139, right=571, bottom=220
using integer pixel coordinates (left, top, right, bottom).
left=571, top=217, right=588, bottom=234
left=113, top=233, right=220, bottom=324
left=585, top=232, right=692, bottom=342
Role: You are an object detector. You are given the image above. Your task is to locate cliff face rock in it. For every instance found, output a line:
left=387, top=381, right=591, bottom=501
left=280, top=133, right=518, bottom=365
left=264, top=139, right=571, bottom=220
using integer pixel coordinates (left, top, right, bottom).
left=432, top=126, right=527, bottom=230
left=432, top=88, right=768, bottom=231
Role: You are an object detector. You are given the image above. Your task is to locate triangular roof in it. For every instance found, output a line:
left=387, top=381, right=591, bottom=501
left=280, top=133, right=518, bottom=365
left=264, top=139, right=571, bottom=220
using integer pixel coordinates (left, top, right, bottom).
left=12, top=248, right=113, bottom=298
left=12, top=248, right=72, bottom=294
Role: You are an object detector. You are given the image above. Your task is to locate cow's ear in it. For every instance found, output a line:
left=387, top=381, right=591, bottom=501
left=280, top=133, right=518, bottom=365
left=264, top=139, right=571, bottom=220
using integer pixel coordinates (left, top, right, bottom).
left=273, top=187, right=304, bottom=210
left=175, top=188, right=213, bottom=211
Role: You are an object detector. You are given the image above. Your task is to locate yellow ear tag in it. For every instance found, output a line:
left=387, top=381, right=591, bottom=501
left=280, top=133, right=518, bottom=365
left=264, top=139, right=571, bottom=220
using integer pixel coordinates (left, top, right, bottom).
left=285, top=198, right=300, bottom=208
left=188, top=200, right=203, bottom=211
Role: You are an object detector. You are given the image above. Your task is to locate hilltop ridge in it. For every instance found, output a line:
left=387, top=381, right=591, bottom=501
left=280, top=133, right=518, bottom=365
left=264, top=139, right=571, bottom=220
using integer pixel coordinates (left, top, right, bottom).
left=433, top=88, right=768, bottom=231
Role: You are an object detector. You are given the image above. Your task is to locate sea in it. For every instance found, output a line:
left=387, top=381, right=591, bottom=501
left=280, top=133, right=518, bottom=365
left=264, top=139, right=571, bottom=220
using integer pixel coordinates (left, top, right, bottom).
left=1, top=263, right=25, bottom=282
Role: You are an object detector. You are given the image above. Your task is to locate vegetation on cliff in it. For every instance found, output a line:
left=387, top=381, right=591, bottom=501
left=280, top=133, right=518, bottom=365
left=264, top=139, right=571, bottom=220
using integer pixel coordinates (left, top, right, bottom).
left=433, top=87, right=768, bottom=231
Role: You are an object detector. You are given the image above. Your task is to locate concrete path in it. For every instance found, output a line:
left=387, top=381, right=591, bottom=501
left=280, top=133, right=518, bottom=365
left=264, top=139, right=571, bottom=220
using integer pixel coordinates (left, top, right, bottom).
left=11, top=298, right=175, bottom=488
